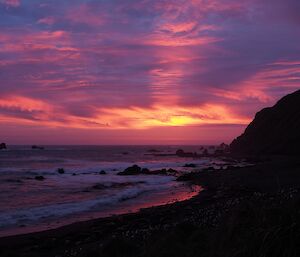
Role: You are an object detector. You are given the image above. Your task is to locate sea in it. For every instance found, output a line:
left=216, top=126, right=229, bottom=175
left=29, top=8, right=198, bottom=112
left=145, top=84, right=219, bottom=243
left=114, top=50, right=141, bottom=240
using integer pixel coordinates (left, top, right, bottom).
left=0, top=145, right=229, bottom=237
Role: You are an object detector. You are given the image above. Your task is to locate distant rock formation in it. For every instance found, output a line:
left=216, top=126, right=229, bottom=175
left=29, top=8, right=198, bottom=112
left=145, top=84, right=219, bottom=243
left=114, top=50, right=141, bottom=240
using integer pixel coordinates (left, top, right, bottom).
left=0, top=143, right=7, bottom=150
left=219, top=143, right=229, bottom=150
left=183, top=163, right=197, bottom=168
left=118, top=165, right=142, bottom=175
left=35, top=175, right=45, bottom=181
left=230, top=90, right=300, bottom=155
left=176, top=149, right=198, bottom=157
left=32, top=145, right=44, bottom=150
left=117, top=165, right=178, bottom=176
left=147, top=149, right=162, bottom=153
left=57, top=168, right=65, bottom=174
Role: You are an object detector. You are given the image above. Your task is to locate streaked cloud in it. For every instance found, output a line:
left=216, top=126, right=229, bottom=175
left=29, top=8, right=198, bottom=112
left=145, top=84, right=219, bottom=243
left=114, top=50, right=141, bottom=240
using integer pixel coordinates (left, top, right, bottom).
left=0, top=0, right=299, bottom=144
left=0, top=0, right=20, bottom=7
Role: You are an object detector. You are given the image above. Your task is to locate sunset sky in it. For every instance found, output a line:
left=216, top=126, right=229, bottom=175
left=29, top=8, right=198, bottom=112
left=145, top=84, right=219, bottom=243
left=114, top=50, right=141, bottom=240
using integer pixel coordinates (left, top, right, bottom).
left=0, top=0, right=299, bottom=144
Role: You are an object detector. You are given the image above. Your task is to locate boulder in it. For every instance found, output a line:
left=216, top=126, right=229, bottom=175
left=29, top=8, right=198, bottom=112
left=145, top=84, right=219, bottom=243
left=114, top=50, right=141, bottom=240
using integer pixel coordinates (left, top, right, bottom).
left=167, top=168, right=178, bottom=174
left=176, top=149, right=185, bottom=156
left=117, top=166, right=177, bottom=176
left=147, top=149, right=161, bottom=153
left=32, top=145, right=44, bottom=150
left=149, top=168, right=167, bottom=175
left=99, top=170, right=107, bottom=175
left=117, top=165, right=141, bottom=175
left=57, top=168, right=65, bottom=174
left=35, top=175, right=45, bottom=181
left=141, top=168, right=150, bottom=174
left=183, top=163, right=197, bottom=168
left=176, top=149, right=198, bottom=157
left=0, top=143, right=7, bottom=150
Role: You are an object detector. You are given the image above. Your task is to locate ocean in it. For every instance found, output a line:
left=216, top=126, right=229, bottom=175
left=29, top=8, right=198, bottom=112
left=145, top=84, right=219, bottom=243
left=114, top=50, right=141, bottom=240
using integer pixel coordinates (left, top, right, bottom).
left=0, top=145, right=223, bottom=237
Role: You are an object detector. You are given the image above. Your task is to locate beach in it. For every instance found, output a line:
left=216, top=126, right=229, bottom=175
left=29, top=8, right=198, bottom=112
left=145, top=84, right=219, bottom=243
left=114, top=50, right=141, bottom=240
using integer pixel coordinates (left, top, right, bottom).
left=0, top=145, right=235, bottom=237
left=1, top=155, right=299, bottom=257
left=1, top=1, right=299, bottom=256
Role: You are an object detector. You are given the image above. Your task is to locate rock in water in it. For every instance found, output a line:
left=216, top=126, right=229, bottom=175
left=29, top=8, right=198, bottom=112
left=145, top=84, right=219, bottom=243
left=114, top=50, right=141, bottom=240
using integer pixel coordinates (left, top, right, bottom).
left=0, top=143, right=7, bottom=149
left=57, top=168, right=65, bottom=174
left=117, top=165, right=141, bottom=175
left=184, top=163, right=197, bottom=168
left=32, top=145, right=44, bottom=150
left=230, top=90, right=300, bottom=155
left=175, top=149, right=198, bottom=157
left=141, top=168, right=150, bottom=173
left=176, top=149, right=185, bottom=156
left=35, top=175, right=45, bottom=181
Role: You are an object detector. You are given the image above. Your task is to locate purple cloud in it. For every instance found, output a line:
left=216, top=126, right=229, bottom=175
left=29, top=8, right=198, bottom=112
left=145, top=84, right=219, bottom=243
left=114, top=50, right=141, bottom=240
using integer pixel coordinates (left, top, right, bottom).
left=0, top=0, right=299, bottom=144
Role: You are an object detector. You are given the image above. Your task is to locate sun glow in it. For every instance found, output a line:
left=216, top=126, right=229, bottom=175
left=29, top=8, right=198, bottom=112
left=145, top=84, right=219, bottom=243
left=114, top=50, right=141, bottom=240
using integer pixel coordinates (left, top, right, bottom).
left=95, top=104, right=250, bottom=129
left=0, top=95, right=250, bottom=129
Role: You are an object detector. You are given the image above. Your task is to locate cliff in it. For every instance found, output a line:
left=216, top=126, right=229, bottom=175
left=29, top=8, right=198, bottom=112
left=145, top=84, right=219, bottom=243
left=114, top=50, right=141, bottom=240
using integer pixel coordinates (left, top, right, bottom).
left=230, top=90, right=300, bottom=155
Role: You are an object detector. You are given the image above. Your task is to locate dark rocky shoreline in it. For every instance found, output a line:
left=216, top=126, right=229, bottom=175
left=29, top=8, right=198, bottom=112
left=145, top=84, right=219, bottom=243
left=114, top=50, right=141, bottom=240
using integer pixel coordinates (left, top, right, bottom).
left=1, top=155, right=299, bottom=257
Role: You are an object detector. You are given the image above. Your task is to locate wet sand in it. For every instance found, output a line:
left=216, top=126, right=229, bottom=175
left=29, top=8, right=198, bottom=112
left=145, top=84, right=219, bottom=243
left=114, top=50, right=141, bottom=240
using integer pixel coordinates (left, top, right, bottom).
left=0, top=183, right=201, bottom=237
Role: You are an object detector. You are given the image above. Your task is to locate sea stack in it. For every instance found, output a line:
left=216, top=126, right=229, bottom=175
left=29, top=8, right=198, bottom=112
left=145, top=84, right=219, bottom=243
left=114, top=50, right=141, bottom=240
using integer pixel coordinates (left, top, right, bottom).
left=32, top=145, right=44, bottom=150
left=230, top=90, right=300, bottom=155
left=0, top=143, right=7, bottom=150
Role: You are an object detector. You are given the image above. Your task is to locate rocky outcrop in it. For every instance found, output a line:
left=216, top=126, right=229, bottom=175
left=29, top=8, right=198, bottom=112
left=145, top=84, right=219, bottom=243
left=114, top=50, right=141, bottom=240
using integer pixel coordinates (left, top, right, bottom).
left=35, top=175, right=45, bottom=181
left=176, top=149, right=198, bottom=157
left=230, top=90, right=300, bottom=155
left=57, top=168, right=65, bottom=174
left=117, top=165, right=142, bottom=175
left=147, top=149, right=162, bottom=153
left=183, top=163, right=197, bottom=168
left=0, top=143, right=7, bottom=150
left=32, top=145, right=44, bottom=150
left=117, top=165, right=178, bottom=176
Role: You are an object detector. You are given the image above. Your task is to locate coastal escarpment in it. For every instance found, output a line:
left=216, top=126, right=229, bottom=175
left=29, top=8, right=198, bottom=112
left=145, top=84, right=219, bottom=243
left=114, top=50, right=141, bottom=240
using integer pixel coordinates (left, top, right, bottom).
left=230, top=90, right=300, bottom=155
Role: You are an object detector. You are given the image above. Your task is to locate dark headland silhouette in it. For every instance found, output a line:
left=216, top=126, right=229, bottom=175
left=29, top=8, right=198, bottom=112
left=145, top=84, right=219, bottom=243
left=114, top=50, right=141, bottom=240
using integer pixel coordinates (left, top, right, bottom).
left=231, top=89, right=300, bottom=155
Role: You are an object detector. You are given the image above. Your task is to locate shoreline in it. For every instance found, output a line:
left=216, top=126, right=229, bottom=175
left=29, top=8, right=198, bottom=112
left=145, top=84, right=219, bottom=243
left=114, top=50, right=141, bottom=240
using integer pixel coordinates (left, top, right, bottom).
left=0, top=182, right=201, bottom=238
left=0, top=187, right=217, bottom=256
left=1, top=155, right=299, bottom=257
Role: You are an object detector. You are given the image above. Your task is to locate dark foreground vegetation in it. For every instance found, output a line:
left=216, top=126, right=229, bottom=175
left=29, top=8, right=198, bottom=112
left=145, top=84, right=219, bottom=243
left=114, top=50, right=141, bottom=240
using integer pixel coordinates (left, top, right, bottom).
left=0, top=156, right=299, bottom=257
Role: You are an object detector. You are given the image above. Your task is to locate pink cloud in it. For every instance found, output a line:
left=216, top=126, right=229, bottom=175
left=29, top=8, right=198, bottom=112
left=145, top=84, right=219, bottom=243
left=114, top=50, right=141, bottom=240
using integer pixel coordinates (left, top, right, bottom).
left=0, top=94, right=250, bottom=131
left=66, top=4, right=104, bottom=26
left=0, top=30, right=74, bottom=54
left=0, top=0, right=20, bottom=7
left=1, top=0, right=300, bottom=144
left=37, top=17, right=56, bottom=25
left=225, top=61, right=300, bottom=103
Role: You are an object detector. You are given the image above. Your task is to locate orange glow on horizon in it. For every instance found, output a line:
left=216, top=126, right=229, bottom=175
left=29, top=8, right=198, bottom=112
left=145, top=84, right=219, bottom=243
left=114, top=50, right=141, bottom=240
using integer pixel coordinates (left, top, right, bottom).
left=96, top=104, right=250, bottom=129
left=0, top=95, right=250, bottom=130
